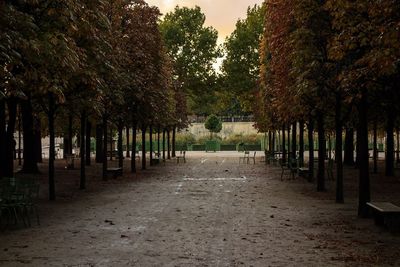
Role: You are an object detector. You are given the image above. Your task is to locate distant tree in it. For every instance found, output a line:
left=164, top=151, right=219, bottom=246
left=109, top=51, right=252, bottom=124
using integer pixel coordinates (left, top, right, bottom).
left=160, top=6, right=220, bottom=115
left=222, top=3, right=266, bottom=113
left=205, top=114, right=222, bottom=139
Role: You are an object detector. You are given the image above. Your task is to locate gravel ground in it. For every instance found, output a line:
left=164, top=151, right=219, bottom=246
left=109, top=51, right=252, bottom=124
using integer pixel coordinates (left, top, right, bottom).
left=0, top=152, right=399, bottom=266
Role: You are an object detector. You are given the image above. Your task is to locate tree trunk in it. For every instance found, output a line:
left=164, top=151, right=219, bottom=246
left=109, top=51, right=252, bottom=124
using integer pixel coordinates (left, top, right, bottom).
left=68, top=114, right=73, bottom=154
left=172, top=126, right=176, bottom=157
left=396, top=129, right=400, bottom=164
left=21, top=97, right=39, bottom=173
left=335, top=93, right=344, bottom=203
left=157, top=126, right=161, bottom=155
left=292, top=122, right=297, bottom=160
left=85, top=120, right=91, bottom=166
left=162, top=129, right=166, bottom=162
left=80, top=111, right=86, bottom=190
left=126, top=127, right=130, bottom=158
left=102, top=115, right=108, bottom=180
left=282, top=125, right=286, bottom=164
left=109, top=127, right=113, bottom=161
left=277, top=130, right=281, bottom=153
left=317, top=113, right=326, bottom=192
left=131, top=120, right=137, bottom=173
left=268, top=131, right=272, bottom=151
left=385, top=112, right=394, bottom=176
left=149, top=125, right=153, bottom=166
left=272, top=131, right=276, bottom=154
left=167, top=129, right=171, bottom=160
left=287, top=125, right=291, bottom=161
left=0, top=98, right=6, bottom=178
left=5, top=97, right=17, bottom=177
left=34, top=117, right=42, bottom=163
left=299, top=121, right=304, bottom=167
left=358, top=91, right=370, bottom=217
left=141, top=125, right=146, bottom=170
left=48, top=93, right=56, bottom=200
left=95, top=124, right=103, bottom=163
left=118, top=120, right=123, bottom=169
left=355, top=129, right=361, bottom=168
left=373, top=121, right=378, bottom=174
left=64, top=115, right=72, bottom=158
left=308, top=117, right=314, bottom=182
left=18, top=111, right=22, bottom=166
left=344, top=128, right=355, bottom=165
left=328, top=135, right=332, bottom=160
left=63, top=136, right=69, bottom=159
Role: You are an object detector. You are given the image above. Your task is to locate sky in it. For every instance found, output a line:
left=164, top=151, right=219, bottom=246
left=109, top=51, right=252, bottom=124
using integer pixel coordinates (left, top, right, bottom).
left=146, top=0, right=264, bottom=45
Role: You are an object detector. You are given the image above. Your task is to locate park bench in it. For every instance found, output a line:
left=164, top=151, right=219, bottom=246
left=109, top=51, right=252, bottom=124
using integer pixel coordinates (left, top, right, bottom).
left=367, top=202, right=400, bottom=232
left=106, top=167, right=123, bottom=179
left=176, top=151, right=186, bottom=163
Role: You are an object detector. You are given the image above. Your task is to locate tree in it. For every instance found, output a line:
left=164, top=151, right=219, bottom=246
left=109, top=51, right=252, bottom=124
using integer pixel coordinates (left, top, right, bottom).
left=222, top=3, right=266, bottom=113
left=205, top=114, right=222, bottom=139
left=160, top=6, right=220, bottom=115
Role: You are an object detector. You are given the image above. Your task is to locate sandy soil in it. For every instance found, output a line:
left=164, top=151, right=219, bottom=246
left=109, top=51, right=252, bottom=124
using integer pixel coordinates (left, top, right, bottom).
left=0, top=152, right=400, bottom=266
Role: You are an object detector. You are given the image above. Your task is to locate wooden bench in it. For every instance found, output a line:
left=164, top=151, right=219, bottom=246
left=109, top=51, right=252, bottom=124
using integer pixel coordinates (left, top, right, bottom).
left=176, top=151, right=186, bottom=163
left=367, top=202, right=400, bottom=232
left=106, top=167, right=123, bottom=179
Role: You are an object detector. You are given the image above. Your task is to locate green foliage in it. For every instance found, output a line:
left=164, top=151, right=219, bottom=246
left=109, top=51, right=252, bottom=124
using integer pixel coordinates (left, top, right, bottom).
left=221, top=4, right=266, bottom=113
left=175, top=132, right=196, bottom=145
left=160, top=6, right=221, bottom=115
left=204, top=114, right=222, bottom=134
left=222, top=134, right=261, bottom=145
left=196, top=135, right=222, bottom=144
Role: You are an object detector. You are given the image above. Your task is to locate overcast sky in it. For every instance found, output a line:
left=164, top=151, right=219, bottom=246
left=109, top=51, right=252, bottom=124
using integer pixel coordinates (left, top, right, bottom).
left=146, top=0, right=264, bottom=44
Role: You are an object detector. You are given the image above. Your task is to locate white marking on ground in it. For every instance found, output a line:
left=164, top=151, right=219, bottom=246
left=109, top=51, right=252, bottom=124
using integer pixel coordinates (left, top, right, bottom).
left=201, top=158, right=208, bottom=164
left=183, top=176, right=247, bottom=181
left=175, top=182, right=183, bottom=195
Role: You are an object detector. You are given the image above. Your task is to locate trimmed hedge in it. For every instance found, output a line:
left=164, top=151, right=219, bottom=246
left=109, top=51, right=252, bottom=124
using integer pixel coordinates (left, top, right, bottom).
left=221, top=144, right=236, bottom=151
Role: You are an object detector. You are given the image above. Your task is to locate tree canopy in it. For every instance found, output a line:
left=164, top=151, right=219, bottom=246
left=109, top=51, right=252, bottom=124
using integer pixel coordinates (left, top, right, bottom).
left=205, top=114, right=222, bottom=135
left=159, top=6, right=220, bottom=115
left=222, top=3, right=266, bottom=113
left=0, top=0, right=183, bottom=199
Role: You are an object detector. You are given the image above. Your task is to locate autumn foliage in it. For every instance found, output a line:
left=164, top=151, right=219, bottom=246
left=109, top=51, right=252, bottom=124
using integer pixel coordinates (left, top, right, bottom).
left=257, top=0, right=400, bottom=215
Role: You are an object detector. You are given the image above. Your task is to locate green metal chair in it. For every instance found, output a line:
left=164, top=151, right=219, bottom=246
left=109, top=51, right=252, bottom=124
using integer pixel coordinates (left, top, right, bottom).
left=0, top=177, right=40, bottom=229
left=0, top=178, right=24, bottom=228
left=22, top=182, right=40, bottom=226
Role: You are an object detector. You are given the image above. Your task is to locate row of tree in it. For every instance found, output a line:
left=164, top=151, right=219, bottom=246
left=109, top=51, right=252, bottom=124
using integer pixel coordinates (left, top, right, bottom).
left=1, top=0, right=189, bottom=200
left=255, top=0, right=400, bottom=216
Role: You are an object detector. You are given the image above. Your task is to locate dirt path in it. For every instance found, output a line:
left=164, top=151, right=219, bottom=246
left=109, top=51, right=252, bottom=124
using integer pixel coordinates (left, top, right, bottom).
left=0, top=152, right=399, bottom=266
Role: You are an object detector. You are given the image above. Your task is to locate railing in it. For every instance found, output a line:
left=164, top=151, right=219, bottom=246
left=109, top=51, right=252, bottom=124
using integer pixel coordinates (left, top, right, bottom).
left=189, top=116, right=254, bottom=123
